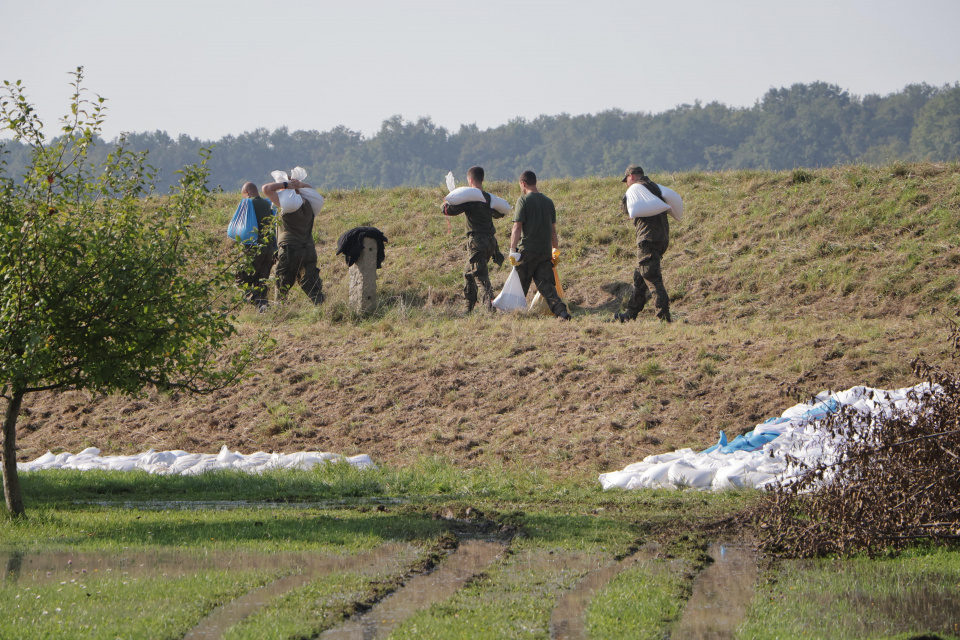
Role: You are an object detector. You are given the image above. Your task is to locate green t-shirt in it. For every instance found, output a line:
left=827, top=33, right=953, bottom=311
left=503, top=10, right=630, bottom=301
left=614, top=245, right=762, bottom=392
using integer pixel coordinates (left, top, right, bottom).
left=513, top=191, right=556, bottom=254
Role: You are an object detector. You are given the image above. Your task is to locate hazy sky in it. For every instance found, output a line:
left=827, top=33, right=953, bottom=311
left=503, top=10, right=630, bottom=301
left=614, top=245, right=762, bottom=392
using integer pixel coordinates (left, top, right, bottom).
left=2, top=0, right=958, bottom=141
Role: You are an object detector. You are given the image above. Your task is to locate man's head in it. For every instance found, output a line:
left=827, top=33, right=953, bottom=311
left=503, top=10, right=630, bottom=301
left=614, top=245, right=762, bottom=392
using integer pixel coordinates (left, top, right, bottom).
left=466, top=166, right=484, bottom=188
left=622, top=165, right=645, bottom=184
left=241, top=182, right=259, bottom=198
left=519, top=170, right=537, bottom=186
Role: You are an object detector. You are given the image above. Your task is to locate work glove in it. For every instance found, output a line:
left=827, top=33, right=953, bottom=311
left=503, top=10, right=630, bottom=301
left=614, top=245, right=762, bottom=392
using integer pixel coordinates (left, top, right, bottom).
left=509, top=251, right=522, bottom=266
left=551, top=248, right=560, bottom=264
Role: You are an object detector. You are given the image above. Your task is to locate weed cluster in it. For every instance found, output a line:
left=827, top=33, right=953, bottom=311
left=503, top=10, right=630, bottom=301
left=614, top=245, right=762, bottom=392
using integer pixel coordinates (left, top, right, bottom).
left=757, top=319, right=960, bottom=557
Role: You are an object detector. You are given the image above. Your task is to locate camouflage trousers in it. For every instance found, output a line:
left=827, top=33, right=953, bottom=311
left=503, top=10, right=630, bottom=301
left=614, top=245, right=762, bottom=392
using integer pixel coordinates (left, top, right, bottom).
left=516, top=252, right=569, bottom=318
left=275, top=243, right=324, bottom=304
left=236, top=245, right=275, bottom=307
left=626, top=240, right=670, bottom=321
left=463, top=233, right=503, bottom=309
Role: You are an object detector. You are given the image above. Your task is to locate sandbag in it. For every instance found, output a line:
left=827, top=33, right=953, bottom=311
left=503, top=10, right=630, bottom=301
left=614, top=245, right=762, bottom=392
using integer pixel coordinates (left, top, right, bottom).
left=489, top=193, right=512, bottom=214
left=445, top=171, right=457, bottom=193
left=626, top=183, right=671, bottom=219
left=278, top=190, right=303, bottom=212
left=299, top=187, right=324, bottom=213
left=529, top=265, right=566, bottom=316
left=271, top=166, right=307, bottom=183
left=658, top=184, right=684, bottom=221
left=492, top=267, right=527, bottom=312
left=444, top=186, right=486, bottom=206
left=227, top=198, right=259, bottom=245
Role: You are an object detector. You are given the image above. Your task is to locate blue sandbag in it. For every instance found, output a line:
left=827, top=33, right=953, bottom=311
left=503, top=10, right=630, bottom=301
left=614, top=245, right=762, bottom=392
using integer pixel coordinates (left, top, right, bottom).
left=701, top=397, right=841, bottom=455
left=227, top=198, right=259, bottom=245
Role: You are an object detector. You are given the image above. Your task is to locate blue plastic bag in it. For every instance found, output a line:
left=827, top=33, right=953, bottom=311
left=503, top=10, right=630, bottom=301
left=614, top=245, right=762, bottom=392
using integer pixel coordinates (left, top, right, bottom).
left=227, top=198, right=259, bottom=245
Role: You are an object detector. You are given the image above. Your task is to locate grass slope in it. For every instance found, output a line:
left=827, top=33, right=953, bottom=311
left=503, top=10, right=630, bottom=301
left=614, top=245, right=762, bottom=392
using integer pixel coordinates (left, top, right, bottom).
left=14, top=162, right=960, bottom=477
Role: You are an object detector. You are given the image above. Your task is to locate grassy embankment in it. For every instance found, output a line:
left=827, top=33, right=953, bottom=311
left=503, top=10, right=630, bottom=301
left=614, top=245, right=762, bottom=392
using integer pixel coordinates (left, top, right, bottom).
left=4, top=162, right=960, bottom=639
left=16, top=161, right=960, bottom=476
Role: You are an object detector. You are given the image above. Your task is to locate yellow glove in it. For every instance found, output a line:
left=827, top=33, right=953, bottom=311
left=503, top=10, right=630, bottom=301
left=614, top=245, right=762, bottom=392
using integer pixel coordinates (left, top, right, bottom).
left=552, top=248, right=560, bottom=264
left=508, top=251, right=521, bottom=266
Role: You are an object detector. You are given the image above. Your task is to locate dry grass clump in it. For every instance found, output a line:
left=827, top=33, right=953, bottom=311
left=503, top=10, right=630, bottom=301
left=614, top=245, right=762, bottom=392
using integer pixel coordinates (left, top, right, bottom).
left=758, top=319, right=960, bottom=558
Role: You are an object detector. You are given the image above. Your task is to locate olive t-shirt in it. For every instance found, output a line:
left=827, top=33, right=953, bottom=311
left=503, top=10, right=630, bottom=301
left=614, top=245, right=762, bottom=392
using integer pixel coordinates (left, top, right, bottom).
left=277, top=198, right=315, bottom=247
left=513, top=192, right=556, bottom=254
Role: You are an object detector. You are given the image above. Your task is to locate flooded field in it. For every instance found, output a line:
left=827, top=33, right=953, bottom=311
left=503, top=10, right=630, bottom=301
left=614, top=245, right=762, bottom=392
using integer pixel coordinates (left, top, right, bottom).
left=3, top=506, right=959, bottom=640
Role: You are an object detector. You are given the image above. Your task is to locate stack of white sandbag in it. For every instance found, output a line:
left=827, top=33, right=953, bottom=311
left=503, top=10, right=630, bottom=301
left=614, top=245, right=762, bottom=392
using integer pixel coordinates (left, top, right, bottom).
left=18, top=445, right=374, bottom=475
left=599, top=383, right=937, bottom=492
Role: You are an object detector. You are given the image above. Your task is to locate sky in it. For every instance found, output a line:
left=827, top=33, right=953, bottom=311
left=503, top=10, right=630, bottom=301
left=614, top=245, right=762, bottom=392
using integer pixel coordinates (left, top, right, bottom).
left=2, top=0, right=959, bottom=142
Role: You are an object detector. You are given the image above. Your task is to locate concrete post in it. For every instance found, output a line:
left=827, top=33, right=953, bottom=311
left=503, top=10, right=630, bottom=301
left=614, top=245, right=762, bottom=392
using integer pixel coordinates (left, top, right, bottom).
left=349, top=236, right=378, bottom=314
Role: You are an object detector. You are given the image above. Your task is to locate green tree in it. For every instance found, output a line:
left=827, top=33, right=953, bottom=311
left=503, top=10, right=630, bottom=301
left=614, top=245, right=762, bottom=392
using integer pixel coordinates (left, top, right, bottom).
left=911, top=83, right=960, bottom=161
left=0, top=69, right=262, bottom=518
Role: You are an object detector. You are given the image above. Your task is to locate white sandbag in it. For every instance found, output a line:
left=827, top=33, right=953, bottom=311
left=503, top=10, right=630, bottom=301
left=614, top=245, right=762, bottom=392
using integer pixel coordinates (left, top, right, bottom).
left=271, top=166, right=307, bottom=183
left=493, top=267, right=527, bottom=312
left=657, top=184, right=684, bottom=221
left=598, top=470, right=636, bottom=490
left=299, top=187, right=324, bottom=213
left=445, top=171, right=456, bottom=192
left=278, top=189, right=303, bottom=212
left=636, top=460, right=675, bottom=487
left=444, top=186, right=486, bottom=206
left=667, top=460, right=717, bottom=488
left=625, top=183, right=671, bottom=219
left=489, top=193, right=512, bottom=214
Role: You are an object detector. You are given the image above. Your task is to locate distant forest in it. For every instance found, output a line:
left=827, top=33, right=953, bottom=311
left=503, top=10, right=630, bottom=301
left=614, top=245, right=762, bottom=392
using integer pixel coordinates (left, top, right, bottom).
left=3, top=81, right=959, bottom=192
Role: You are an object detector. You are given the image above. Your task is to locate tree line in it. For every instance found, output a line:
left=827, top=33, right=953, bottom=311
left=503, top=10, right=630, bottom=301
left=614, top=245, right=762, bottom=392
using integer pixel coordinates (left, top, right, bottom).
left=2, top=81, right=958, bottom=193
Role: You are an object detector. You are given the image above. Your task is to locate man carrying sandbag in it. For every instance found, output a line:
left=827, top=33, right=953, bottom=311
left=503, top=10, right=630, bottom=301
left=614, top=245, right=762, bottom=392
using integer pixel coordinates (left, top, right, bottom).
left=442, top=166, right=506, bottom=313
left=509, top=170, right=571, bottom=321
left=235, top=182, right=278, bottom=311
left=262, top=173, right=326, bottom=305
left=615, top=164, right=671, bottom=323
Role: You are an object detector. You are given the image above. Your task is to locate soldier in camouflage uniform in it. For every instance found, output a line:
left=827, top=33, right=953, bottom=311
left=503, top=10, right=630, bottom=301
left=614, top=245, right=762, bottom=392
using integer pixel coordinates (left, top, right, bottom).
left=616, top=165, right=671, bottom=323
left=443, top=166, right=506, bottom=312
left=262, top=176, right=326, bottom=305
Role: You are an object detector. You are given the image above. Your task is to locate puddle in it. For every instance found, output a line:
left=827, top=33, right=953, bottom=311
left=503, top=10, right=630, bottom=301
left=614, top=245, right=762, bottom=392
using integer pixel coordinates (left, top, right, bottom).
left=549, top=543, right=660, bottom=640
left=74, top=498, right=405, bottom=510
left=671, top=542, right=758, bottom=640
left=184, top=543, right=414, bottom=640
left=319, top=539, right=505, bottom=640
left=843, top=589, right=960, bottom=636
left=1, top=548, right=413, bottom=585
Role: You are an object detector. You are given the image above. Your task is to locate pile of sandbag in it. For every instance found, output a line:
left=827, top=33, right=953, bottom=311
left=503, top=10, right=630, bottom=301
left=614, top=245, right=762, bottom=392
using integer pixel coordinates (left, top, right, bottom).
left=599, top=383, right=938, bottom=491
left=18, top=445, right=374, bottom=475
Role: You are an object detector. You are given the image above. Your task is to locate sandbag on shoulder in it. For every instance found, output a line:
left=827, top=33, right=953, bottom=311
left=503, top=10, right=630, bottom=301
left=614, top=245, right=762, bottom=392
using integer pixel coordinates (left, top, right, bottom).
left=444, top=186, right=487, bottom=206
left=658, top=184, right=684, bottom=221
left=278, top=190, right=303, bottom=212
left=299, top=187, right=324, bottom=213
left=489, top=193, right=512, bottom=214
left=625, top=183, right=672, bottom=219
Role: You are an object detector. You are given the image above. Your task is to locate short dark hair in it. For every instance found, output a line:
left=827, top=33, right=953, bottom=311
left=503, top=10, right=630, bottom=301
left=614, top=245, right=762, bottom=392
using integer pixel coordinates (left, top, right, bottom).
left=467, top=166, right=484, bottom=183
left=520, top=170, right=537, bottom=186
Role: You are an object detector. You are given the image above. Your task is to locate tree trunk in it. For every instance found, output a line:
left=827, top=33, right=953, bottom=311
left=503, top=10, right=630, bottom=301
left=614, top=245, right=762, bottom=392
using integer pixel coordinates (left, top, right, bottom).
left=2, top=388, right=25, bottom=518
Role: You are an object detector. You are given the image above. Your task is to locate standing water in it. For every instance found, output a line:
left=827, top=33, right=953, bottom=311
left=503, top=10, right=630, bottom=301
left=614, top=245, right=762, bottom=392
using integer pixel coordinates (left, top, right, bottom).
left=320, top=540, right=505, bottom=639
left=671, top=542, right=758, bottom=640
